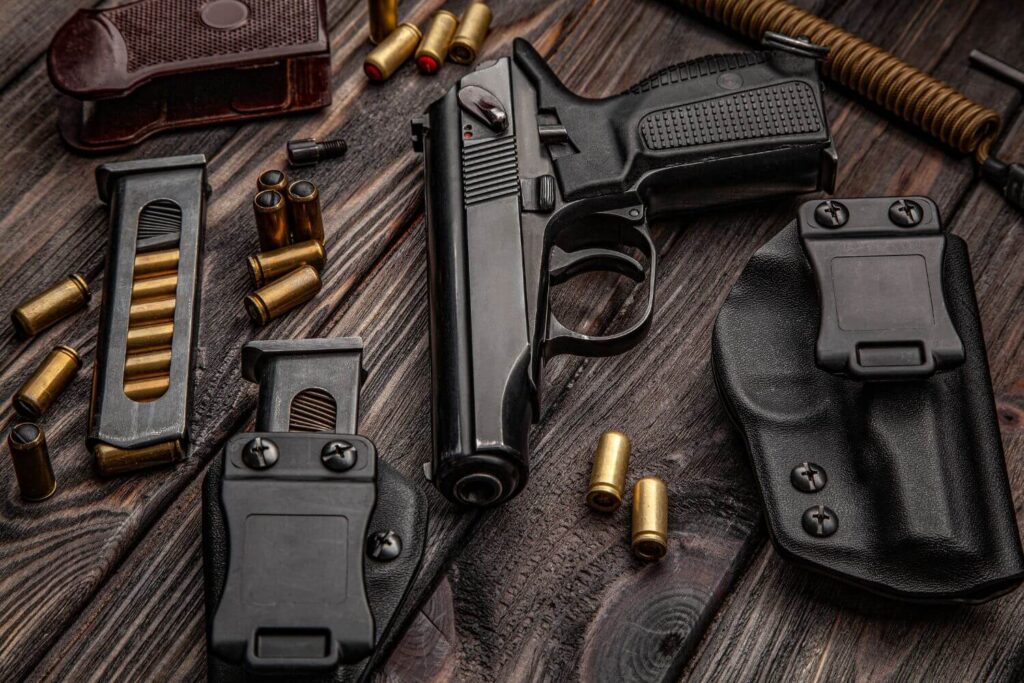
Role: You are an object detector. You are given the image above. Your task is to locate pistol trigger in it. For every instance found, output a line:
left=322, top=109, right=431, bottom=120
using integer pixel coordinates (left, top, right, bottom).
left=548, top=247, right=645, bottom=285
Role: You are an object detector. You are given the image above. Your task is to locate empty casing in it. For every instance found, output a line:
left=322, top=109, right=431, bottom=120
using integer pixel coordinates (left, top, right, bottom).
left=245, top=265, right=322, bottom=325
left=124, top=349, right=173, bottom=380
left=131, top=272, right=178, bottom=300
left=129, top=297, right=177, bottom=325
left=127, top=321, right=175, bottom=351
left=11, top=273, right=90, bottom=338
left=254, top=190, right=290, bottom=252
left=94, top=440, right=183, bottom=477
left=248, top=240, right=326, bottom=288
left=367, top=0, right=398, bottom=44
left=286, top=181, right=325, bottom=244
left=13, top=345, right=82, bottom=419
left=449, top=3, right=491, bottom=65
left=631, top=477, right=668, bottom=561
left=8, top=423, right=56, bottom=501
left=587, top=431, right=631, bottom=512
left=364, top=22, right=422, bottom=82
left=257, top=169, right=289, bottom=194
left=124, top=375, right=171, bottom=401
left=133, top=248, right=180, bottom=278
left=416, top=11, right=459, bottom=74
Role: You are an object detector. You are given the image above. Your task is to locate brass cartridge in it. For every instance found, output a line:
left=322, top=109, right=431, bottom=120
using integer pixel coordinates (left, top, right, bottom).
left=416, top=11, right=459, bottom=74
left=129, top=297, right=177, bottom=326
left=94, top=440, right=183, bottom=477
left=133, top=248, right=180, bottom=278
left=449, top=3, right=492, bottom=65
left=245, top=265, right=322, bottom=325
left=124, top=349, right=173, bottom=380
left=8, top=423, right=56, bottom=501
left=124, top=375, right=171, bottom=402
left=364, top=22, right=422, bottom=82
left=13, top=345, right=82, bottom=419
left=367, top=0, right=398, bottom=44
left=131, top=272, right=178, bottom=300
left=254, top=190, right=290, bottom=252
left=126, top=321, right=174, bottom=352
left=631, top=477, right=668, bottom=561
left=11, top=273, right=90, bottom=338
left=286, top=181, right=325, bottom=244
left=247, top=240, right=327, bottom=288
left=586, top=431, right=631, bottom=512
left=257, top=169, right=289, bottom=194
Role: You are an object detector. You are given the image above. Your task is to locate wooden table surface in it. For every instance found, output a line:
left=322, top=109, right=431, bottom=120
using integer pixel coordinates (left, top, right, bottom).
left=0, top=0, right=1022, bottom=681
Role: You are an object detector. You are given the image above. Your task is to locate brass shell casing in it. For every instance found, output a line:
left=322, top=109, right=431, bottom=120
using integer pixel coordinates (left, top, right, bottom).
left=131, top=273, right=178, bottom=301
left=286, top=181, right=325, bottom=244
left=8, top=423, right=56, bottom=501
left=415, top=11, right=459, bottom=73
left=124, top=375, right=171, bottom=401
left=133, top=248, right=180, bottom=278
left=124, top=349, right=173, bottom=380
left=126, top=321, right=174, bottom=352
left=367, top=0, right=398, bottom=44
left=450, top=3, right=492, bottom=65
left=254, top=190, right=291, bottom=252
left=129, top=297, right=177, bottom=326
left=256, top=169, right=289, bottom=194
left=364, top=23, right=422, bottom=81
left=245, top=265, right=322, bottom=325
left=94, top=440, right=183, bottom=478
left=586, top=431, right=631, bottom=512
left=11, top=273, right=90, bottom=338
left=248, top=240, right=327, bottom=288
left=631, top=477, right=669, bottom=561
left=13, top=345, right=82, bottom=419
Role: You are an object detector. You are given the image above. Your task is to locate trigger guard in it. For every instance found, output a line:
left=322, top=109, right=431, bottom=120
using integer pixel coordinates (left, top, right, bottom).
left=549, top=246, right=644, bottom=285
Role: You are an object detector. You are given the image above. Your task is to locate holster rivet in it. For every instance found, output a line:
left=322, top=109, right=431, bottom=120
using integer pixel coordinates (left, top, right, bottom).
left=367, top=530, right=402, bottom=561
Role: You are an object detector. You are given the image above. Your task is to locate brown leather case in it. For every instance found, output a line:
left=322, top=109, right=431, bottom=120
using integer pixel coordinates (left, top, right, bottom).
left=48, top=0, right=332, bottom=153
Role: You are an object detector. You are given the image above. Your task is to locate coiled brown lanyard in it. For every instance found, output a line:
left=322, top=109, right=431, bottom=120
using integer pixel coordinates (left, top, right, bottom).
left=678, top=0, right=1024, bottom=208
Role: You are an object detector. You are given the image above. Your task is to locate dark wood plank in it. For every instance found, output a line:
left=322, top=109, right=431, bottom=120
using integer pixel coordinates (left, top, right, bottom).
left=380, top=0, right=1024, bottom=680
left=680, top=108, right=1024, bottom=683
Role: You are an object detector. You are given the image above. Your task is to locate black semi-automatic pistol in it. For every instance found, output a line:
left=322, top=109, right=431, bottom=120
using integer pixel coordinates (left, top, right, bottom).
left=412, top=35, right=838, bottom=507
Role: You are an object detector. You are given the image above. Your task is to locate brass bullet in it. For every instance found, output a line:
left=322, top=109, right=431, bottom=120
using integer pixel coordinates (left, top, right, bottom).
left=256, top=169, right=289, bottom=194
left=631, top=477, right=669, bottom=561
left=245, top=265, right=322, bottom=325
left=449, top=2, right=492, bottom=65
left=124, top=375, right=170, bottom=401
left=11, top=273, right=90, bottom=338
left=367, top=0, right=398, bottom=44
left=364, top=22, right=422, bottom=82
left=13, top=345, right=82, bottom=419
left=286, top=181, right=325, bottom=244
left=416, top=10, right=459, bottom=74
left=247, top=240, right=327, bottom=288
left=124, top=349, right=173, bottom=380
left=8, top=423, right=57, bottom=501
left=133, top=248, right=180, bottom=278
left=129, top=297, right=177, bottom=326
left=126, top=321, right=174, bottom=352
left=131, top=273, right=178, bottom=300
left=254, top=190, right=290, bottom=252
left=586, top=431, right=631, bottom=512
left=94, top=440, right=183, bottom=477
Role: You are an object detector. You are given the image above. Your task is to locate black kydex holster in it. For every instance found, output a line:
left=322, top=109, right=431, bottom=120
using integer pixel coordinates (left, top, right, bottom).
left=713, top=196, right=1024, bottom=603
left=203, top=338, right=427, bottom=680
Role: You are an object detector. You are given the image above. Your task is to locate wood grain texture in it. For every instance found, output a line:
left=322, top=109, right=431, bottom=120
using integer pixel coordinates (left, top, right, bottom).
left=1, top=0, right=1023, bottom=682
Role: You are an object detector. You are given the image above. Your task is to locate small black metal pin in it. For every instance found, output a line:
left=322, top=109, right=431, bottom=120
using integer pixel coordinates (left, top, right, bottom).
left=287, top=137, right=348, bottom=167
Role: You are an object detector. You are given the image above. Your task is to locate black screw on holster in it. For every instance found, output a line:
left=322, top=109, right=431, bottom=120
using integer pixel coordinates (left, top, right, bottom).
left=287, top=137, right=348, bottom=167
